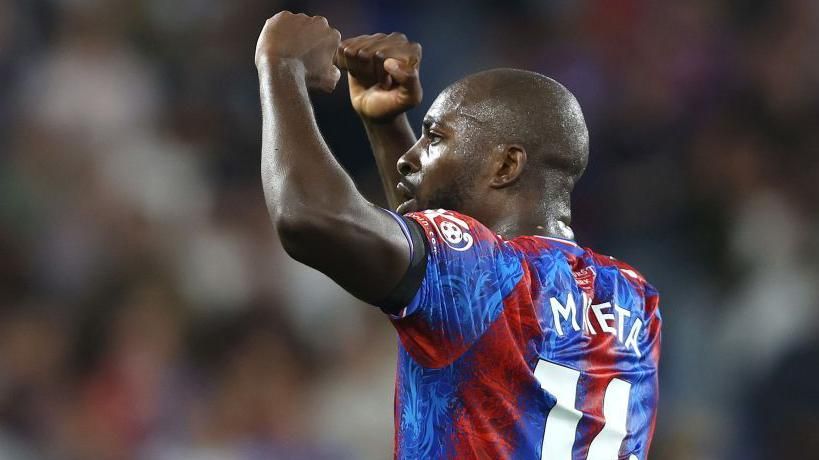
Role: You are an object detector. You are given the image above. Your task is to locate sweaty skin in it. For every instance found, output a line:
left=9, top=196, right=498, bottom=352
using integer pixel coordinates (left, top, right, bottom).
left=334, top=32, right=423, bottom=210
left=336, top=33, right=588, bottom=241
left=256, top=12, right=411, bottom=305
left=394, top=71, right=587, bottom=240
left=255, top=17, right=660, bottom=460
left=257, top=12, right=589, bottom=305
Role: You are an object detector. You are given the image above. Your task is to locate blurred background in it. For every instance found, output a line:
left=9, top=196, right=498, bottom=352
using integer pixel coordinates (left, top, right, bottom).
left=1, top=0, right=818, bottom=458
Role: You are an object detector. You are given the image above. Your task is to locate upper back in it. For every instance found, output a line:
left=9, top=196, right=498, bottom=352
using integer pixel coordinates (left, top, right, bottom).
left=506, top=234, right=661, bottom=367
left=390, top=210, right=661, bottom=459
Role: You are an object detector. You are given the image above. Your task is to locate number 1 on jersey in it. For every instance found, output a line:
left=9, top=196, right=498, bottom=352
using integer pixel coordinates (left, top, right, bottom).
left=534, top=359, right=635, bottom=460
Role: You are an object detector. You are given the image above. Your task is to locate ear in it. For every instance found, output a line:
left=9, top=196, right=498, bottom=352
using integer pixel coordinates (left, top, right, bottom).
left=489, top=144, right=527, bottom=188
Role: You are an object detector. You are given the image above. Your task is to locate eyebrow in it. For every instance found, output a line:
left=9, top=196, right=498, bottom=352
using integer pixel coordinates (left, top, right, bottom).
left=422, top=117, right=442, bottom=131
left=426, top=108, right=487, bottom=127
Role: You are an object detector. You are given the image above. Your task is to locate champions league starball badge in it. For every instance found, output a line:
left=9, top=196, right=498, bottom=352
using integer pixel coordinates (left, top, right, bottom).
left=423, top=209, right=474, bottom=251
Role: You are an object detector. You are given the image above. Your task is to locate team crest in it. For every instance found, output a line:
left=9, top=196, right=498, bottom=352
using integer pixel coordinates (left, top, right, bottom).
left=423, top=210, right=474, bottom=251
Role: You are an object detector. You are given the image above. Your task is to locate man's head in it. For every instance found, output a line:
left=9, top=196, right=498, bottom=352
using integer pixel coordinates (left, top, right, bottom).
left=396, top=68, right=589, bottom=233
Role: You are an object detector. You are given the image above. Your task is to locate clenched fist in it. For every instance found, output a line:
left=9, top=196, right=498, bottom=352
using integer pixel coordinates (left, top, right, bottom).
left=334, top=33, right=423, bottom=121
left=255, top=11, right=342, bottom=92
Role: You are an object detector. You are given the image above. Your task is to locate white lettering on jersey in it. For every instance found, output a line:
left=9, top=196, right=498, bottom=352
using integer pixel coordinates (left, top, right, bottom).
left=614, top=304, right=631, bottom=339
left=581, top=293, right=596, bottom=335
left=592, top=302, right=617, bottom=336
left=549, top=293, right=643, bottom=356
left=624, top=318, right=643, bottom=357
left=550, top=295, right=580, bottom=336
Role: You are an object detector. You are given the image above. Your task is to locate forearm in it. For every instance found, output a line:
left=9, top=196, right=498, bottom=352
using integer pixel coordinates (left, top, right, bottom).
left=254, top=13, right=413, bottom=305
left=362, top=114, right=417, bottom=210
left=259, top=60, right=360, bottom=223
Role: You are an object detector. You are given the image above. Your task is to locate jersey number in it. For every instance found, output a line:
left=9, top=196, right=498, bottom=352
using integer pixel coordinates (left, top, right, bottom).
left=534, top=359, right=637, bottom=460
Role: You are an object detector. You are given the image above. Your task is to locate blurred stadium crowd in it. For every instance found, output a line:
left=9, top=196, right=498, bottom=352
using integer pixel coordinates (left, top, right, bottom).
left=1, top=0, right=818, bottom=459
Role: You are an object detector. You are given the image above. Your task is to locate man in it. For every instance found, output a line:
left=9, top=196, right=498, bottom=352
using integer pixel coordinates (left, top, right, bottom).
left=255, top=11, right=661, bottom=460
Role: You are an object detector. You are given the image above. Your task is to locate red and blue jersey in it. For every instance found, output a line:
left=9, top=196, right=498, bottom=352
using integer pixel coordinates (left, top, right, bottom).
left=387, top=210, right=661, bottom=460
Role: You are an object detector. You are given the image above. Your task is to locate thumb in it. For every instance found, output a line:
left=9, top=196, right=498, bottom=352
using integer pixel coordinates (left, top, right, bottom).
left=383, top=58, right=418, bottom=85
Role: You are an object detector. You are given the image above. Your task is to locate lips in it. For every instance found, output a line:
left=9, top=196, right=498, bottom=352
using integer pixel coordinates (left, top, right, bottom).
left=396, top=198, right=417, bottom=214
left=396, top=182, right=417, bottom=214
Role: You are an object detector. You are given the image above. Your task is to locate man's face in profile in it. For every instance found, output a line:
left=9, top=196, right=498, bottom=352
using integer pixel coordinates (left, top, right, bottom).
left=397, top=86, right=492, bottom=215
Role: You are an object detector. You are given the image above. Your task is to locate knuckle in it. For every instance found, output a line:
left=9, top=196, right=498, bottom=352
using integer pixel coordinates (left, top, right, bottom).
left=389, top=32, right=407, bottom=41
left=270, top=11, right=291, bottom=24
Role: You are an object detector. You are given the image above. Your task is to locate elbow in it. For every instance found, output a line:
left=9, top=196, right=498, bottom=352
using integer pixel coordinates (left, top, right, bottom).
left=273, top=208, right=334, bottom=263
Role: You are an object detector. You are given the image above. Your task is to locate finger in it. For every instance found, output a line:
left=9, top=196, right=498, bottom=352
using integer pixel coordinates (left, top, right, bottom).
left=322, top=29, right=342, bottom=70
left=384, top=58, right=419, bottom=85
left=384, top=58, right=422, bottom=103
left=369, top=39, right=419, bottom=75
left=335, top=37, right=368, bottom=70
left=375, top=44, right=420, bottom=67
left=357, top=32, right=405, bottom=52
left=356, top=33, right=405, bottom=61
left=358, top=45, right=388, bottom=87
left=341, top=33, right=386, bottom=50
left=356, top=36, right=408, bottom=86
left=328, top=27, right=342, bottom=47
left=365, top=33, right=413, bottom=61
left=333, top=43, right=347, bottom=68
left=271, top=10, right=293, bottom=20
left=319, top=66, right=342, bottom=93
left=340, top=34, right=375, bottom=50
left=341, top=34, right=382, bottom=59
left=336, top=35, right=378, bottom=72
left=341, top=38, right=386, bottom=84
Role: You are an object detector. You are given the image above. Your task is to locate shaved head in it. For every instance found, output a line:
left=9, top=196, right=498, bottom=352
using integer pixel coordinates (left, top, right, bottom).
left=445, top=68, right=589, bottom=188
left=398, top=68, right=589, bottom=238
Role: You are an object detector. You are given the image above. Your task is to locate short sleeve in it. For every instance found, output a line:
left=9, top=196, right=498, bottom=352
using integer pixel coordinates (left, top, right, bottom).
left=390, top=209, right=524, bottom=368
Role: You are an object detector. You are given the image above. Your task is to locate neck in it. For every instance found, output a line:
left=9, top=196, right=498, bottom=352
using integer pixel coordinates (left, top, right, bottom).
left=479, top=191, right=575, bottom=241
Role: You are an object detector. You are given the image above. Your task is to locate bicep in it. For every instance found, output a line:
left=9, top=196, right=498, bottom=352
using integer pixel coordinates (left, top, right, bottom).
left=275, top=201, right=415, bottom=306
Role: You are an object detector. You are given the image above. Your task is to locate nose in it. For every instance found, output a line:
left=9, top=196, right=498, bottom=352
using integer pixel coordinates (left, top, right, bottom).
left=397, top=140, right=422, bottom=177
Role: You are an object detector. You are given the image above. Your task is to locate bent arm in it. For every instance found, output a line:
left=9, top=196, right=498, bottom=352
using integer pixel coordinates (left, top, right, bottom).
left=361, top=114, right=417, bottom=209
left=333, top=33, right=423, bottom=209
left=259, top=59, right=411, bottom=304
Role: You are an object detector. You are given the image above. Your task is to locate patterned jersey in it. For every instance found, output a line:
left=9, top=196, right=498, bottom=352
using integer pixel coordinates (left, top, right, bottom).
left=388, top=209, right=661, bottom=460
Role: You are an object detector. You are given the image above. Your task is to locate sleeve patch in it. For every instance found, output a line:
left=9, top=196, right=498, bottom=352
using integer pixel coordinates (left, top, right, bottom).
left=420, top=209, right=475, bottom=251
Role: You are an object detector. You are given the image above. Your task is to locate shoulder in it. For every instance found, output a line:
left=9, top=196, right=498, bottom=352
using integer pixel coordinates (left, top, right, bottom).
left=404, top=209, right=500, bottom=253
left=402, top=209, right=523, bottom=293
left=590, top=251, right=647, bottom=282
left=587, top=249, right=660, bottom=301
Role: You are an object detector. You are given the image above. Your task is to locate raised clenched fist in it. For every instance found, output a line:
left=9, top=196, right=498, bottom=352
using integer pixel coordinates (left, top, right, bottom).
left=255, top=11, right=342, bottom=92
left=334, top=33, right=423, bottom=121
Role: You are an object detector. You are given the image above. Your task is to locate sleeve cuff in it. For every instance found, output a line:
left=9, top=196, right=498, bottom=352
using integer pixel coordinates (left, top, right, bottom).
left=375, top=210, right=428, bottom=316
